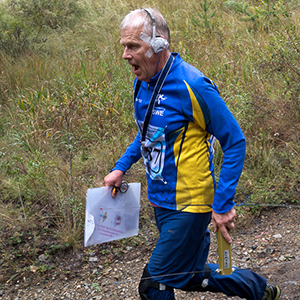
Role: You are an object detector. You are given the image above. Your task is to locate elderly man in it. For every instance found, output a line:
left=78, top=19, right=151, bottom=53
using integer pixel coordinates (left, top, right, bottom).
left=104, top=7, right=280, bottom=300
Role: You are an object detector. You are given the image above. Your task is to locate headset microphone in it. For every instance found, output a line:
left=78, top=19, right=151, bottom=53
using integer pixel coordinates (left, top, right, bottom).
left=144, top=9, right=167, bottom=54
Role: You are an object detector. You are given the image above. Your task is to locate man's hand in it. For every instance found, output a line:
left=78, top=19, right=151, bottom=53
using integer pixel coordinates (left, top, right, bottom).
left=212, top=207, right=236, bottom=244
left=104, top=170, right=124, bottom=198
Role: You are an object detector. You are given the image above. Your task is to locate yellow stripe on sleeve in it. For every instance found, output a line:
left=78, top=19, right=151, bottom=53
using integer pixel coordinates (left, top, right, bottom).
left=184, top=81, right=206, bottom=130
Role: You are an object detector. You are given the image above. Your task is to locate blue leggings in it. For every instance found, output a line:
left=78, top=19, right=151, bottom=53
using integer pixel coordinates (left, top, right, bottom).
left=143, top=207, right=267, bottom=300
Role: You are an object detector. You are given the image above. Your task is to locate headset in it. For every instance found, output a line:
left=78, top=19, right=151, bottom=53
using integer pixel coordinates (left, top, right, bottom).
left=143, top=8, right=167, bottom=54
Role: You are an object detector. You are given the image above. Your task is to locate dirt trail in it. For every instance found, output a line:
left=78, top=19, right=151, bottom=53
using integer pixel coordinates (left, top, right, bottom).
left=1, top=207, right=299, bottom=299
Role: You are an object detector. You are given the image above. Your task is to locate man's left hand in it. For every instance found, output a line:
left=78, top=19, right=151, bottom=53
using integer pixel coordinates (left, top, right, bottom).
left=212, top=207, right=236, bottom=244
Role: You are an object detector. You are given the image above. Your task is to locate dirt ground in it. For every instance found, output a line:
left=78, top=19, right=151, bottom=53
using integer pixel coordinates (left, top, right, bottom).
left=0, top=206, right=299, bottom=300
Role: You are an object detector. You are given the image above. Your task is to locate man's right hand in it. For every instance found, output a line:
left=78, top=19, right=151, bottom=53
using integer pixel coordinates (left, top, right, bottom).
left=104, top=170, right=124, bottom=198
left=212, top=208, right=236, bottom=244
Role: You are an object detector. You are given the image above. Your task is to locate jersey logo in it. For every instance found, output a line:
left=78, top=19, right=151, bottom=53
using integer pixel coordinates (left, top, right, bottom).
left=157, top=94, right=167, bottom=105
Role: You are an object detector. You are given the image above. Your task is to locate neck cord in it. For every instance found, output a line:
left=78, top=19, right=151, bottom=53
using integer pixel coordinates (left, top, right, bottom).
left=134, top=54, right=174, bottom=144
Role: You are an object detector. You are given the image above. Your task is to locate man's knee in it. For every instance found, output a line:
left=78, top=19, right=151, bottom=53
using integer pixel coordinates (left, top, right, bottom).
left=138, top=264, right=174, bottom=300
left=182, top=265, right=211, bottom=292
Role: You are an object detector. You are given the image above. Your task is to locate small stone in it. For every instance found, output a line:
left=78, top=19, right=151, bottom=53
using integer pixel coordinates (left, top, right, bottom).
left=279, top=255, right=285, bottom=261
left=89, top=257, right=98, bottom=262
left=38, top=254, right=47, bottom=262
left=284, top=281, right=297, bottom=285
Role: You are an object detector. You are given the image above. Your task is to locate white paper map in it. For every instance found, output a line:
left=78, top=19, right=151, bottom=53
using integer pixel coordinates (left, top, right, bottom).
left=84, top=183, right=141, bottom=247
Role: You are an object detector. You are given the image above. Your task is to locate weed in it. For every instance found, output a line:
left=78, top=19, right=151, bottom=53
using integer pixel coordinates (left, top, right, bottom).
left=194, top=0, right=217, bottom=29
left=92, top=282, right=101, bottom=292
left=225, top=0, right=289, bottom=32
left=102, top=249, right=110, bottom=255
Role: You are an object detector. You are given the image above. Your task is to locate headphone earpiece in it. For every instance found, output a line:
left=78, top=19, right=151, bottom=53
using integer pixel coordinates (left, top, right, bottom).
left=151, top=36, right=167, bottom=54
left=144, top=9, right=167, bottom=54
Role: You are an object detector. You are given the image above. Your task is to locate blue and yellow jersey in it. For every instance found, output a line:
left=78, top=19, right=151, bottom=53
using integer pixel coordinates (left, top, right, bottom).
left=113, top=53, right=246, bottom=214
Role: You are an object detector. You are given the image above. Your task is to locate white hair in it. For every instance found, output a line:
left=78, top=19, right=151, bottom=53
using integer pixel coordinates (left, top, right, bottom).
left=120, top=8, right=170, bottom=43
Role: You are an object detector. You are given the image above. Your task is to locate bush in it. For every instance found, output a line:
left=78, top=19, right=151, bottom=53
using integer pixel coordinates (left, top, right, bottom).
left=0, top=0, right=83, bottom=55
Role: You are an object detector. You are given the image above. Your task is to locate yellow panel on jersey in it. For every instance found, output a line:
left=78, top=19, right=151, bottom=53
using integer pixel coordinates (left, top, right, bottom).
left=173, top=123, right=214, bottom=213
left=173, top=82, right=214, bottom=213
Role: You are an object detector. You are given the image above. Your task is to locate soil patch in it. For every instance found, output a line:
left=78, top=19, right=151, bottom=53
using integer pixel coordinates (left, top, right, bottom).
left=0, top=207, right=299, bottom=299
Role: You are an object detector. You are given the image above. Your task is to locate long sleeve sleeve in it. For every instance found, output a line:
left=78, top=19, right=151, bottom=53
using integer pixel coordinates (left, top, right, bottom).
left=197, top=79, right=246, bottom=213
left=111, top=131, right=142, bottom=173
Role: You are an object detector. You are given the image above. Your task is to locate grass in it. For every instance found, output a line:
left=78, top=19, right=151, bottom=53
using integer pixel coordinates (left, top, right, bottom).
left=0, top=0, right=299, bottom=284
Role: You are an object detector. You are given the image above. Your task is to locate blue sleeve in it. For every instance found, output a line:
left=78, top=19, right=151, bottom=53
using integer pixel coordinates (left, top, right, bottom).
left=197, top=79, right=246, bottom=213
left=112, top=131, right=142, bottom=173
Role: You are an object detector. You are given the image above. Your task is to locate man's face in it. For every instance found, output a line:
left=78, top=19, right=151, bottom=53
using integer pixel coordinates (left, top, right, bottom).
left=121, top=26, right=159, bottom=82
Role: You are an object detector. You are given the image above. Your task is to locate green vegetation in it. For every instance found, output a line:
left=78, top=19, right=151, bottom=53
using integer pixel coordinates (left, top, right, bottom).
left=0, top=0, right=299, bottom=283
